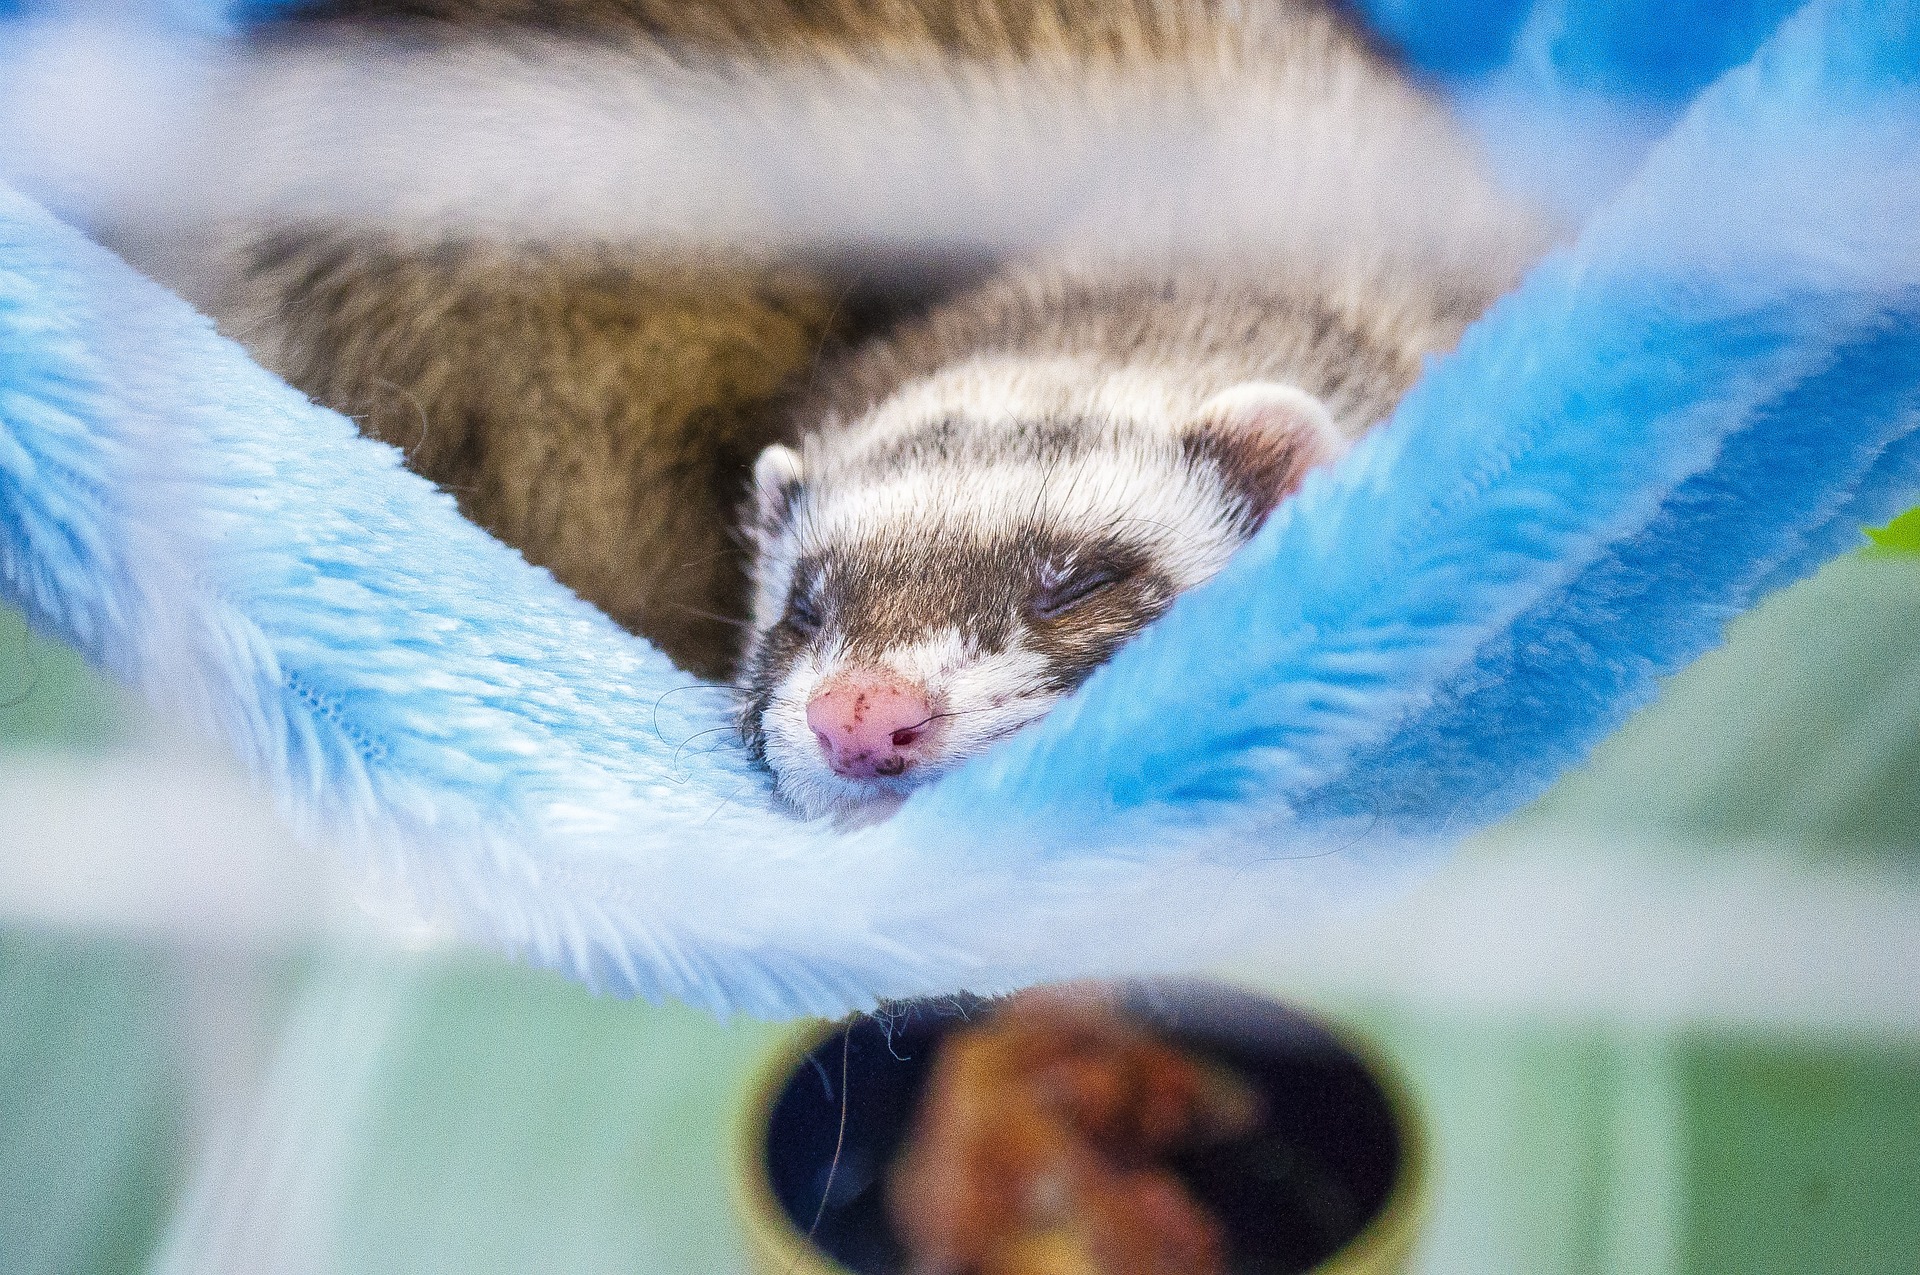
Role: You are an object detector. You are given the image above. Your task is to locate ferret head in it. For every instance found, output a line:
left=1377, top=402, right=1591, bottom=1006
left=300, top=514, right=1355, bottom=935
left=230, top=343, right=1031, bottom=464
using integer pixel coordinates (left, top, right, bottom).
left=738, top=361, right=1346, bottom=821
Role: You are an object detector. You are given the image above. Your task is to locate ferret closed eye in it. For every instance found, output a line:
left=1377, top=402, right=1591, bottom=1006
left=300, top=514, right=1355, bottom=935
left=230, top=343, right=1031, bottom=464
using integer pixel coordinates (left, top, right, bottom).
left=1033, top=559, right=1129, bottom=619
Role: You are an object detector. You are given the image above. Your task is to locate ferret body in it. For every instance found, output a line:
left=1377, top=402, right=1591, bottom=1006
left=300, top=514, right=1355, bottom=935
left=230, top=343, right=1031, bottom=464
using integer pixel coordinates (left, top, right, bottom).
left=134, top=0, right=1544, bottom=816
left=734, top=12, right=1547, bottom=820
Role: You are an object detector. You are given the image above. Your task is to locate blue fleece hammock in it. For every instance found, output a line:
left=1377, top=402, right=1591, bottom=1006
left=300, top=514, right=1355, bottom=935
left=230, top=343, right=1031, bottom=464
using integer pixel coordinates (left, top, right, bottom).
left=1, top=0, right=1917, bottom=1016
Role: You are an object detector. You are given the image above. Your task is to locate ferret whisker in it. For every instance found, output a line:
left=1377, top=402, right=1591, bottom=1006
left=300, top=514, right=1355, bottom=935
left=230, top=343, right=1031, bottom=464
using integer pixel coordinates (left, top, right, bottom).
left=661, top=601, right=754, bottom=630
left=659, top=546, right=743, bottom=583
left=1025, top=448, right=1065, bottom=529
left=672, top=723, right=737, bottom=776
left=1105, top=512, right=1195, bottom=548
left=371, top=376, right=433, bottom=460
left=700, top=782, right=750, bottom=826
left=650, top=682, right=714, bottom=745
left=807, top=279, right=859, bottom=395
left=904, top=705, right=1001, bottom=732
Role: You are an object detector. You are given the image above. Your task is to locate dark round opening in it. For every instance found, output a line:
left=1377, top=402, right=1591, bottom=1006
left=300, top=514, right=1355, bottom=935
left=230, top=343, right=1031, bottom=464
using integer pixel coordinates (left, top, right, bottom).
left=763, top=983, right=1408, bottom=1275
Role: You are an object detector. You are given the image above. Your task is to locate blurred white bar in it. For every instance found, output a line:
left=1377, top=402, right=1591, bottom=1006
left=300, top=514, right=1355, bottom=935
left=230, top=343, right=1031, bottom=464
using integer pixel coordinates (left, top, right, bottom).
left=0, top=742, right=357, bottom=944
left=7, top=745, right=1918, bottom=1033
left=0, top=18, right=1550, bottom=273
left=152, top=952, right=418, bottom=1275
left=1238, top=834, right=1920, bottom=1036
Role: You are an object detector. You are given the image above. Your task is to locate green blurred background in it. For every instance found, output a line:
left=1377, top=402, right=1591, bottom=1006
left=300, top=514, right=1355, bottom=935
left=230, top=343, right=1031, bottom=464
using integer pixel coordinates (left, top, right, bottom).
left=4, top=533, right=1918, bottom=1275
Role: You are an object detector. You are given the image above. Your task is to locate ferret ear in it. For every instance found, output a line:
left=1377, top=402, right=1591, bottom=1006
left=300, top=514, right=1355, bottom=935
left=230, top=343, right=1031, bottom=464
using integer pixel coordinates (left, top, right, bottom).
left=751, top=443, right=805, bottom=531
left=1183, top=382, right=1347, bottom=524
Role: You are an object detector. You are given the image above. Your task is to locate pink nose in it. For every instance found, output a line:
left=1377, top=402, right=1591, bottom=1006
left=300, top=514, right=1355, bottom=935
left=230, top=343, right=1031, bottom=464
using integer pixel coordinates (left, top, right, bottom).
left=806, top=672, right=935, bottom=780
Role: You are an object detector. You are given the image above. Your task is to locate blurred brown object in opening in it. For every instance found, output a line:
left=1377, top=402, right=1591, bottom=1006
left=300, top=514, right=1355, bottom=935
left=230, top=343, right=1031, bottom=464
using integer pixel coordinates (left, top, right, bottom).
left=887, top=987, right=1263, bottom=1275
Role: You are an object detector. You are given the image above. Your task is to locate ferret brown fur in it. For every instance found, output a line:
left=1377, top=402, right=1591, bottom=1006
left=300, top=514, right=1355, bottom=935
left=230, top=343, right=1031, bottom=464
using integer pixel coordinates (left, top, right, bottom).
left=153, top=0, right=1536, bottom=729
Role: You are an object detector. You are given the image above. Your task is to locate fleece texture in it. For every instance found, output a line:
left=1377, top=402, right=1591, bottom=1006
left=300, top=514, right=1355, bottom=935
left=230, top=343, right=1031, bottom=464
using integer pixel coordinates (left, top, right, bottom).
left=1, top=0, right=1917, bottom=1016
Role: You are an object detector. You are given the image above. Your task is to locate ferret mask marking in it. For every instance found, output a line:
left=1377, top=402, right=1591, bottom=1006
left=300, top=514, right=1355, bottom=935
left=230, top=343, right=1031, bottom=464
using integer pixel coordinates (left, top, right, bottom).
left=741, top=375, right=1347, bottom=819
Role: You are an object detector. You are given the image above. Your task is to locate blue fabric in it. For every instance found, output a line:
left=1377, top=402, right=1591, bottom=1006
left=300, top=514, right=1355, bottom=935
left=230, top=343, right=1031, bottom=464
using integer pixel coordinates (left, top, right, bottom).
left=1364, top=0, right=1821, bottom=218
left=1361, top=0, right=1802, bottom=99
left=1, top=0, right=1916, bottom=1016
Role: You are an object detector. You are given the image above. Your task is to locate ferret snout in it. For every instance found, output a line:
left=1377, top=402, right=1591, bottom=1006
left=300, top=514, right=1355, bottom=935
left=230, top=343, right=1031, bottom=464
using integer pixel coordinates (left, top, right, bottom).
left=805, top=669, right=936, bottom=780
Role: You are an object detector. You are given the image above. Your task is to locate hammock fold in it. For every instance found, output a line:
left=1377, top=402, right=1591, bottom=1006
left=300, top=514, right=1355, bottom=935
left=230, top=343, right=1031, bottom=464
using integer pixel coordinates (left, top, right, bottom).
left=1, top=0, right=1916, bottom=1016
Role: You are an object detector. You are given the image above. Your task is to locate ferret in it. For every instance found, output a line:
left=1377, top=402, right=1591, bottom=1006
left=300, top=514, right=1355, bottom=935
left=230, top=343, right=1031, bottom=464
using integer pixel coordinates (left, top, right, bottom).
left=126, top=0, right=1543, bottom=813
left=733, top=9, right=1548, bottom=820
